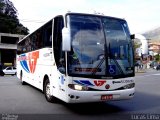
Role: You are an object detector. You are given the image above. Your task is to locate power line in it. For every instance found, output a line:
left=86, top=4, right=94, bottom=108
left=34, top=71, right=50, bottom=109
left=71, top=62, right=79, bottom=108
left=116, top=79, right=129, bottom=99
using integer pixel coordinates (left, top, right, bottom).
left=20, top=19, right=46, bottom=23
left=0, top=17, right=46, bottom=23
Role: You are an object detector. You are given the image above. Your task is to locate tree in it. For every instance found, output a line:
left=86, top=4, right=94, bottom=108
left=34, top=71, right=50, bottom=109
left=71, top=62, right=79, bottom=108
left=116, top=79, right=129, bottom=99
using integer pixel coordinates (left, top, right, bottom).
left=154, top=48, right=160, bottom=63
left=154, top=54, right=160, bottom=62
left=0, top=0, right=5, bottom=12
left=0, top=0, right=29, bottom=34
left=133, top=39, right=142, bottom=60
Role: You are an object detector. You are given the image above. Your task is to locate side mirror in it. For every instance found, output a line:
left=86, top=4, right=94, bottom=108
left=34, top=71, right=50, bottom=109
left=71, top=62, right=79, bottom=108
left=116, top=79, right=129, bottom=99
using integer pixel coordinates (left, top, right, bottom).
left=62, top=27, right=71, bottom=51
left=130, top=34, right=135, bottom=39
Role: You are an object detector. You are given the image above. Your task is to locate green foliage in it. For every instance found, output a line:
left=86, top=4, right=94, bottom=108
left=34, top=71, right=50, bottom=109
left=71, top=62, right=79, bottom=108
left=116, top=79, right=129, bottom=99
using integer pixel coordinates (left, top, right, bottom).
left=133, top=41, right=141, bottom=59
left=0, top=1, right=5, bottom=12
left=154, top=54, right=160, bottom=62
left=0, top=0, right=29, bottom=35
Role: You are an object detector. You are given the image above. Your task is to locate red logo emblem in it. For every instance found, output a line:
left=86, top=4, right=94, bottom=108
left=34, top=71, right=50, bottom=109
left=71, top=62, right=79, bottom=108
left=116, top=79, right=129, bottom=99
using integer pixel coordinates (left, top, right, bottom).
left=94, top=80, right=106, bottom=86
left=28, top=51, right=39, bottom=73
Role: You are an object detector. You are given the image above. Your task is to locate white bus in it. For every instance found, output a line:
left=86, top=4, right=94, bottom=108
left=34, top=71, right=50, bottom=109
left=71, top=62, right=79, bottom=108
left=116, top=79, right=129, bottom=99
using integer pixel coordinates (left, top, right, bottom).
left=17, top=12, right=135, bottom=103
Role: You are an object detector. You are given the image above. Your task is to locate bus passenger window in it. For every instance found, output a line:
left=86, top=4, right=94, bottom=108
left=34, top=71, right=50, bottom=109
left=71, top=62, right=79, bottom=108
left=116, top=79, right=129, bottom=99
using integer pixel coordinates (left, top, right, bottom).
left=45, top=29, right=52, bottom=47
left=43, top=21, right=52, bottom=47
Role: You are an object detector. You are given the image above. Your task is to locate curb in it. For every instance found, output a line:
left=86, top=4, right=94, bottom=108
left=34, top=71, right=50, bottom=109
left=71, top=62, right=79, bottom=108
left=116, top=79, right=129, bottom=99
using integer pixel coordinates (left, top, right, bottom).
left=135, top=70, right=146, bottom=73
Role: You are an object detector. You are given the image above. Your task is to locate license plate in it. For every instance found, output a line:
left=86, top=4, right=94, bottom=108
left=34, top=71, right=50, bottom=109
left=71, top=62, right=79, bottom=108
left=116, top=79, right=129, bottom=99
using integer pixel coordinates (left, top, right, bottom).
left=101, top=94, right=113, bottom=100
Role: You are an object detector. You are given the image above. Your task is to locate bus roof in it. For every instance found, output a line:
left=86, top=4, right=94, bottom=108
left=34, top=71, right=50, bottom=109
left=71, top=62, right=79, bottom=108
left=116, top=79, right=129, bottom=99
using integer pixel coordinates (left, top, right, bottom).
left=18, top=12, right=125, bottom=43
left=66, top=12, right=125, bottom=21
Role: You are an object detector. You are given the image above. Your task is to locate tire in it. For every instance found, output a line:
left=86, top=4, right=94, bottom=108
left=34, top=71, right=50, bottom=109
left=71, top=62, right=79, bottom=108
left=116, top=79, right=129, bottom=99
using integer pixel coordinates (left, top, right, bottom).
left=44, top=78, right=57, bottom=103
left=0, top=71, right=4, bottom=76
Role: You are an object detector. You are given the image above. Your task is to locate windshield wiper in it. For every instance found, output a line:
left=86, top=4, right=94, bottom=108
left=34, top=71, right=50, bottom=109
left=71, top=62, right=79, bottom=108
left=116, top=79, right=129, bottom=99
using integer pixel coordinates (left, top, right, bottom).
left=112, top=59, right=125, bottom=75
left=92, top=56, right=105, bottom=75
left=108, top=43, right=125, bottom=76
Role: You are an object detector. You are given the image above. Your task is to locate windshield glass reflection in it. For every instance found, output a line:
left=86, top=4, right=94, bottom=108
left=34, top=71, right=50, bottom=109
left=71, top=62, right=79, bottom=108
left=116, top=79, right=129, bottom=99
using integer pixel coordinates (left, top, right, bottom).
left=67, top=14, right=134, bottom=78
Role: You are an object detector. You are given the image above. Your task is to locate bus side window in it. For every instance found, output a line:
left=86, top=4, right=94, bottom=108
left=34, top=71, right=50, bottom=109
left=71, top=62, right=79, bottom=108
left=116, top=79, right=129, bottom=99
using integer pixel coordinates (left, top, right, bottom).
left=44, top=21, right=52, bottom=47
left=53, top=16, right=65, bottom=73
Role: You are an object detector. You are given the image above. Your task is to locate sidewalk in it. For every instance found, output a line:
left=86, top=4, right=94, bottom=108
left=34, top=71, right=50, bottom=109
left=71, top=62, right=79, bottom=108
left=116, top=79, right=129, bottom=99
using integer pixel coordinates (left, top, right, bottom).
left=135, top=69, right=146, bottom=73
left=135, top=67, right=159, bottom=73
left=135, top=67, right=146, bottom=73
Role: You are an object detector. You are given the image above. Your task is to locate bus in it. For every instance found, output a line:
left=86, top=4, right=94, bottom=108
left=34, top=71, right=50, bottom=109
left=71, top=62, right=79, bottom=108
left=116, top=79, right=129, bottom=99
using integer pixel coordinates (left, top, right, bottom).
left=17, top=12, right=135, bottom=103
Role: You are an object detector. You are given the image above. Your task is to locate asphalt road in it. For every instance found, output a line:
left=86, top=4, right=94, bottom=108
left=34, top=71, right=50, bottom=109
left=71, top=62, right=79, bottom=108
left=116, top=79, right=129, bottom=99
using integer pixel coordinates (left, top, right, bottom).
left=0, top=69, right=160, bottom=120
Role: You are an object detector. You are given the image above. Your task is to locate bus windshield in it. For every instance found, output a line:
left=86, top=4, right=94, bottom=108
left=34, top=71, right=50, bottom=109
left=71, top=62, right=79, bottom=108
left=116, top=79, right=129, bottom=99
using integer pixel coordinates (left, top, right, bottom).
left=67, top=14, right=134, bottom=78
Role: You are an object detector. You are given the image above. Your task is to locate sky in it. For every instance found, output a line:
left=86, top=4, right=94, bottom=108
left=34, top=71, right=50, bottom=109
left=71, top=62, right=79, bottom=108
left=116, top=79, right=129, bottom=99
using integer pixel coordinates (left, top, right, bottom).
left=10, top=0, right=160, bottom=34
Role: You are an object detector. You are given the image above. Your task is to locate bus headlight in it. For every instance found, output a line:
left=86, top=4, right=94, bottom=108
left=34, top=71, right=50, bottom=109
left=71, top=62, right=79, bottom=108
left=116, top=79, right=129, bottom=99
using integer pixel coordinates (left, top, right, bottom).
left=68, top=84, right=88, bottom=91
left=123, top=83, right=135, bottom=89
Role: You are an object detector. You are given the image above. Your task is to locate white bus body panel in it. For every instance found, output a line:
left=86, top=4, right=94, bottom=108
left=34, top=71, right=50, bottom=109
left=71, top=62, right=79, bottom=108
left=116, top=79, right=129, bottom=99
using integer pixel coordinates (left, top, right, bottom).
left=51, top=76, right=135, bottom=103
left=17, top=48, right=135, bottom=103
left=17, top=48, right=55, bottom=90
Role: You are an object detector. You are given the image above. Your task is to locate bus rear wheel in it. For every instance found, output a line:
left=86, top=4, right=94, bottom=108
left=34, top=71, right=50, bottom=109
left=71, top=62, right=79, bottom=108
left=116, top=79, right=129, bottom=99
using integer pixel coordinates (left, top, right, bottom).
left=44, top=79, right=57, bottom=103
left=20, top=71, right=26, bottom=85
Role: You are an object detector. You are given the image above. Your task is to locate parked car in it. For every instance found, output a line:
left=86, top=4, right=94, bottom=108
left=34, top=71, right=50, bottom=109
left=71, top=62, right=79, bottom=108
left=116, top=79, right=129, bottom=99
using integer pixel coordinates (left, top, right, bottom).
left=2, top=66, right=17, bottom=76
left=156, top=64, right=160, bottom=70
left=150, top=61, right=159, bottom=69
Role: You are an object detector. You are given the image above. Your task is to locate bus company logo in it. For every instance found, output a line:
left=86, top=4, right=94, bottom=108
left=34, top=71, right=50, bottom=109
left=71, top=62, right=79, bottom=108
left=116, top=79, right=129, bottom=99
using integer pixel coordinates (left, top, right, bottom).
left=73, top=80, right=106, bottom=87
left=19, top=51, right=39, bottom=74
left=112, top=81, right=121, bottom=84
left=73, top=80, right=94, bottom=86
left=112, top=79, right=134, bottom=84
left=94, top=80, right=106, bottom=86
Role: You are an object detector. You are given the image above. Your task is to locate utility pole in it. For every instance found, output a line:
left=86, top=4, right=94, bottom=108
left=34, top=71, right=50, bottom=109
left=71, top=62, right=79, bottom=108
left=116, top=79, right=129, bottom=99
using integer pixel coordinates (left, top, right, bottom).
left=146, top=38, right=151, bottom=68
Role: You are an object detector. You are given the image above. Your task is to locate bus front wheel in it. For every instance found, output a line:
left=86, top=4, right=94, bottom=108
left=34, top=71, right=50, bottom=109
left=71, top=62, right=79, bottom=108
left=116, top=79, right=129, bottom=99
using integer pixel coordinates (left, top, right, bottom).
left=44, top=78, right=56, bottom=103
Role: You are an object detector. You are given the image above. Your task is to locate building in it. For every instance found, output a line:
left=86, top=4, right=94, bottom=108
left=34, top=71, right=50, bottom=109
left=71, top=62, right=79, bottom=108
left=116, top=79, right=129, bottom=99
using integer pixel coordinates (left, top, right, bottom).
left=0, top=33, right=25, bottom=67
left=134, top=34, right=148, bottom=56
left=149, top=42, right=160, bottom=55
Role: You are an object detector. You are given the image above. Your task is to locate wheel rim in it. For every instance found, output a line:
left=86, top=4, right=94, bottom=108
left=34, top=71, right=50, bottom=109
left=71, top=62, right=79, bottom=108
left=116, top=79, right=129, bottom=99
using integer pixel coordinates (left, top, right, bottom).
left=46, top=83, right=51, bottom=98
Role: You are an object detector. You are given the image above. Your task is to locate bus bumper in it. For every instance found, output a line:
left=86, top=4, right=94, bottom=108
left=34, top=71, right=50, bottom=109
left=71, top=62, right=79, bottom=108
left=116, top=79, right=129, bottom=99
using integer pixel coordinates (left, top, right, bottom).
left=65, top=88, right=135, bottom=103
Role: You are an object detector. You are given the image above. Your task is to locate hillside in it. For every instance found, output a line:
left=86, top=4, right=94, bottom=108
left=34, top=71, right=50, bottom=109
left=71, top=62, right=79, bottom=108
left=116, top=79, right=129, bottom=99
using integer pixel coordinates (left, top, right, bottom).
left=143, top=27, right=160, bottom=42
